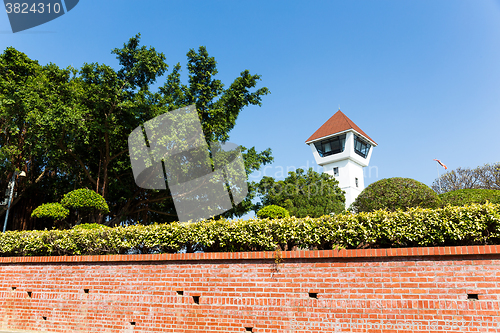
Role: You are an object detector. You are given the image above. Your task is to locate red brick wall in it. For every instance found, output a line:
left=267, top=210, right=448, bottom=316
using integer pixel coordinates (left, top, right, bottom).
left=0, top=246, right=499, bottom=332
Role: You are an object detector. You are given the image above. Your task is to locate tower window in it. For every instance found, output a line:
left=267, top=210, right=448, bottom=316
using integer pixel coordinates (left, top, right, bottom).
left=355, top=178, right=359, bottom=187
left=354, top=135, right=371, bottom=158
left=314, top=134, right=346, bottom=157
left=333, top=167, right=339, bottom=177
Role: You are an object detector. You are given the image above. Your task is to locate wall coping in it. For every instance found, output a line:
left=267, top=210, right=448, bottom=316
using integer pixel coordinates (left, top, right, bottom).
left=0, top=245, right=499, bottom=264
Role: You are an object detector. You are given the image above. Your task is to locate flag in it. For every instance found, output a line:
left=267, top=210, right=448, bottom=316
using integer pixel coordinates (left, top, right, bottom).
left=433, top=159, right=448, bottom=170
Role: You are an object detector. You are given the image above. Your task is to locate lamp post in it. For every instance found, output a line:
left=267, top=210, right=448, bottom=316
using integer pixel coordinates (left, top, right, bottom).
left=3, top=171, right=26, bottom=232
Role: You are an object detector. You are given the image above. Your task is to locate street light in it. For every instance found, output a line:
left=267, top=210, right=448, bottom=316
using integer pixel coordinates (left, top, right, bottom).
left=3, top=171, right=26, bottom=232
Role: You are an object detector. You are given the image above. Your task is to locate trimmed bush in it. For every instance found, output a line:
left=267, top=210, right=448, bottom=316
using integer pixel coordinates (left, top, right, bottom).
left=256, top=205, right=290, bottom=219
left=31, top=203, right=69, bottom=221
left=439, top=189, right=500, bottom=207
left=61, top=188, right=109, bottom=213
left=352, top=177, right=441, bottom=212
left=2, top=203, right=499, bottom=256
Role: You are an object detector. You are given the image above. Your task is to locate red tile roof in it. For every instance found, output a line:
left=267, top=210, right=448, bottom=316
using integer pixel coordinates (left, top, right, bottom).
left=305, top=110, right=377, bottom=145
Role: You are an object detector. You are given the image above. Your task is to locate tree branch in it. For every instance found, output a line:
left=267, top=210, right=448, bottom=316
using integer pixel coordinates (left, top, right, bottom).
left=109, top=148, right=128, bottom=162
left=57, top=140, right=97, bottom=186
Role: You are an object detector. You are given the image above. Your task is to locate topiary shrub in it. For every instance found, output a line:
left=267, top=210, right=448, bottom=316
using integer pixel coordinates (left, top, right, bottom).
left=352, top=177, right=441, bottom=212
left=31, top=203, right=69, bottom=221
left=257, top=205, right=290, bottom=219
left=61, top=188, right=109, bottom=213
left=439, top=189, right=500, bottom=207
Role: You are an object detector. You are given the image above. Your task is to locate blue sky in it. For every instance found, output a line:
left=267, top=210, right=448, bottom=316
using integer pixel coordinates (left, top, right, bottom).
left=2, top=0, right=500, bottom=195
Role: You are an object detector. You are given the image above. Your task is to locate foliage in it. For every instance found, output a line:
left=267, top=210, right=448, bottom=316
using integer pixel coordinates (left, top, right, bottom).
left=256, top=205, right=289, bottom=219
left=439, top=189, right=500, bottom=207
left=0, top=35, right=272, bottom=229
left=0, top=47, right=72, bottom=230
left=31, top=188, right=110, bottom=227
left=72, top=223, right=111, bottom=230
left=61, top=189, right=109, bottom=213
left=352, top=177, right=441, bottom=213
left=255, top=168, right=345, bottom=218
left=432, top=162, right=500, bottom=194
left=1, top=203, right=499, bottom=256
left=31, top=203, right=69, bottom=221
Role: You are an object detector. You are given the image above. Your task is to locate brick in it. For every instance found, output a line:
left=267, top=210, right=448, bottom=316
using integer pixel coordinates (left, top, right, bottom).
left=0, top=245, right=499, bottom=332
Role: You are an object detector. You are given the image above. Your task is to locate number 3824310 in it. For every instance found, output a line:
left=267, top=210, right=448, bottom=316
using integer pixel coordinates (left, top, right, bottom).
left=5, top=2, right=62, bottom=14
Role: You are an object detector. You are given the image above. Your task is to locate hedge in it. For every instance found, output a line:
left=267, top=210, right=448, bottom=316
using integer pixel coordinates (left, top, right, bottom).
left=72, top=223, right=111, bottom=230
left=0, top=203, right=499, bottom=256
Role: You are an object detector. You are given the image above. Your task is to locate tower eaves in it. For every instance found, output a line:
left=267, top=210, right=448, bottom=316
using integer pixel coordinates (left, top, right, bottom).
left=305, top=110, right=377, bottom=145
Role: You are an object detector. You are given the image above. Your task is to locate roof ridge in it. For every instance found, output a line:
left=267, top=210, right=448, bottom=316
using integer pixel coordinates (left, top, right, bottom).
left=343, top=112, right=357, bottom=128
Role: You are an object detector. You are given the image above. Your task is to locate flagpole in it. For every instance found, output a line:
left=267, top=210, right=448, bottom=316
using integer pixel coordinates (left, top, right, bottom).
left=435, top=160, right=441, bottom=193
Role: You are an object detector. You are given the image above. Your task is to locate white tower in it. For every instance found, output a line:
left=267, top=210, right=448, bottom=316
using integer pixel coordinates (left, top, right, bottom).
left=305, top=110, right=377, bottom=209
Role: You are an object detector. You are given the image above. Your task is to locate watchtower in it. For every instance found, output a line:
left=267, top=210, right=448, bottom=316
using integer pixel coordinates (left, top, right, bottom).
left=305, top=110, right=377, bottom=208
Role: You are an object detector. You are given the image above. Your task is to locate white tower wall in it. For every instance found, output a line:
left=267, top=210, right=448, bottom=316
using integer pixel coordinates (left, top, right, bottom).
left=323, top=159, right=364, bottom=209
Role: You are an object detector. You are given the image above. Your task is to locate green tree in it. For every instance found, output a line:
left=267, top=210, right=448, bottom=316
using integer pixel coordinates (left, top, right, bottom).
left=0, top=47, right=76, bottom=230
left=255, top=168, right=345, bottom=218
left=0, top=34, right=272, bottom=229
